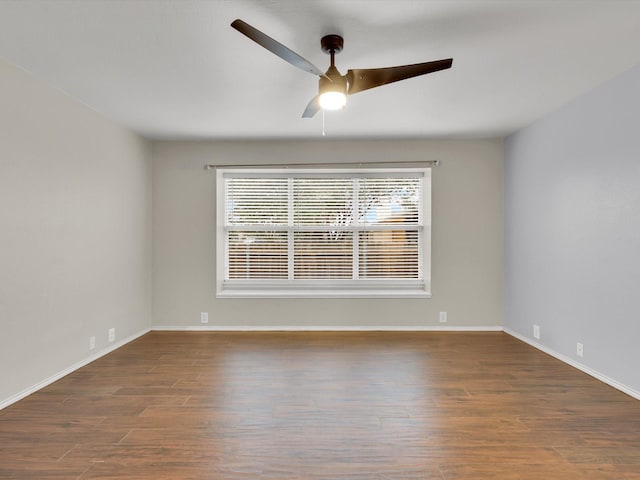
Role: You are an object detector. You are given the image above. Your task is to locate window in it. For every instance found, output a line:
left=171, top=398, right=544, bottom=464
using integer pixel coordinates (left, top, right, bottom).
left=216, top=168, right=431, bottom=297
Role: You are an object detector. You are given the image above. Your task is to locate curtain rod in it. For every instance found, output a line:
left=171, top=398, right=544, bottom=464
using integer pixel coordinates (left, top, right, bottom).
left=204, top=160, right=440, bottom=170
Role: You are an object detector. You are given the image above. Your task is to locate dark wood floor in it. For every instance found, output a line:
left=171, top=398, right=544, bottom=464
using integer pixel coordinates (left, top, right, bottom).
left=1, top=332, right=639, bottom=479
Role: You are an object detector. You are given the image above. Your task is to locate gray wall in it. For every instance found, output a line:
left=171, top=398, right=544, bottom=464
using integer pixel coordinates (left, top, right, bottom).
left=505, top=64, right=640, bottom=393
left=0, top=59, right=152, bottom=406
left=152, top=139, right=503, bottom=328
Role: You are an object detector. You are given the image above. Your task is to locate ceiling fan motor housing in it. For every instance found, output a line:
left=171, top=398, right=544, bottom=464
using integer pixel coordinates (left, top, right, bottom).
left=320, top=65, right=347, bottom=96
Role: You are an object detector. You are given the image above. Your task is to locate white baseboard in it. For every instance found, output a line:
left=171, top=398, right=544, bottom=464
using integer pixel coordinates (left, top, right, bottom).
left=0, top=327, right=151, bottom=411
left=151, top=325, right=504, bottom=332
left=504, top=328, right=640, bottom=401
left=4, top=325, right=636, bottom=409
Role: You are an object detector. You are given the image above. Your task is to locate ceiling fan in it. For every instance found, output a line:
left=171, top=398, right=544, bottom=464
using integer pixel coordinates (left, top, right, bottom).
left=231, top=19, right=453, bottom=118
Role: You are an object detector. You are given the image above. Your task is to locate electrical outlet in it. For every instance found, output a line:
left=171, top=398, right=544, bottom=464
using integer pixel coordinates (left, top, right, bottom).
left=439, top=311, right=447, bottom=323
left=533, top=324, right=540, bottom=340
left=200, top=312, right=209, bottom=324
left=108, top=328, right=115, bottom=343
left=89, top=336, right=96, bottom=350
left=577, top=342, right=584, bottom=358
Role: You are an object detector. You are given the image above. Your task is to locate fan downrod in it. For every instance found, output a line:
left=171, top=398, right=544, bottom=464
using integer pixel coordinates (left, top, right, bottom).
left=321, top=35, right=343, bottom=54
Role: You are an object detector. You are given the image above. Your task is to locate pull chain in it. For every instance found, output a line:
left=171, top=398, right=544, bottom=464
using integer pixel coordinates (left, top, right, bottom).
left=322, top=109, right=326, bottom=137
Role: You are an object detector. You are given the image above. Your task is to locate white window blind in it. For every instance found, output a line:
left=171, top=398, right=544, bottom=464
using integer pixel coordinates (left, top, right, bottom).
left=217, top=168, right=431, bottom=297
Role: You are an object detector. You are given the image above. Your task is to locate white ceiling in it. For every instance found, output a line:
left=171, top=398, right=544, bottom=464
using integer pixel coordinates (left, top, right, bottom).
left=1, top=0, right=639, bottom=140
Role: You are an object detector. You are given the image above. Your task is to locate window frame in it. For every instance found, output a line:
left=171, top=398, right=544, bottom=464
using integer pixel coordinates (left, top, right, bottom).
left=216, top=167, right=431, bottom=298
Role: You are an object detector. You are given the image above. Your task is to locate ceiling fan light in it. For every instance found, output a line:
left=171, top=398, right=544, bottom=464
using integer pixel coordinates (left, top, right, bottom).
left=319, top=91, right=347, bottom=110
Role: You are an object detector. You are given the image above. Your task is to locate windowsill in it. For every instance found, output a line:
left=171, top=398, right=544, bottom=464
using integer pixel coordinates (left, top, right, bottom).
left=216, top=289, right=432, bottom=299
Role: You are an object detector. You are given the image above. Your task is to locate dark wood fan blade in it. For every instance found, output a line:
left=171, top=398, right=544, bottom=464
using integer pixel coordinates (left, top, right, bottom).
left=302, top=95, right=321, bottom=118
left=231, top=19, right=327, bottom=78
left=346, top=58, right=453, bottom=95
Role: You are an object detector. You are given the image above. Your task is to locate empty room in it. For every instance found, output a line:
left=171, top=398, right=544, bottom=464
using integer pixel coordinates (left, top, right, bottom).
left=1, top=1, right=639, bottom=478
